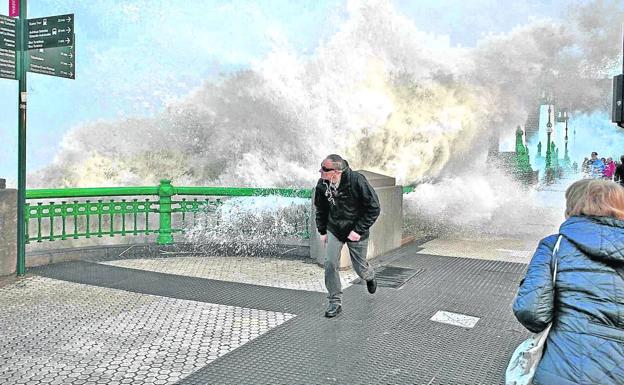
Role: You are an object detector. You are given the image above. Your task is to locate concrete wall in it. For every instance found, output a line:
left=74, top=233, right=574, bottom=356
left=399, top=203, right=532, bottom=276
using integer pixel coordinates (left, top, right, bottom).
left=0, top=186, right=17, bottom=276
left=309, top=171, right=403, bottom=269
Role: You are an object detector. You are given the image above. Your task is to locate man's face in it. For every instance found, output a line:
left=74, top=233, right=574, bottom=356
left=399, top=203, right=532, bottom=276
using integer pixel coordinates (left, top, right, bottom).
left=319, top=159, right=341, bottom=182
left=591, top=153, right=597, bottom=160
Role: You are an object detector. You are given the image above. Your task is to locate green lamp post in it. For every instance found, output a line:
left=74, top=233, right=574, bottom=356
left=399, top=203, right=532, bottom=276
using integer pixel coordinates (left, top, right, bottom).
left=545, top=105, right=553, bottom=170
left=515, top=125, right=532, bottom=173
left=563, top=111, right=571, bottom=165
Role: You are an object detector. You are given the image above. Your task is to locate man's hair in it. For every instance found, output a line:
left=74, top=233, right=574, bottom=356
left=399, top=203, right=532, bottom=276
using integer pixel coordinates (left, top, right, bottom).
left=324, top=154, right=345, bottom=171
left=565, top=179, right=624, bottom=220
left=620, top=155, right=624, bottom=163
left=591, top=152, right=598, bottom=156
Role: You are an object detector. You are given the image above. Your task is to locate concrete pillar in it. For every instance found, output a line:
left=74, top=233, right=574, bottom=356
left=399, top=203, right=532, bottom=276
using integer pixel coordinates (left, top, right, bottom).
left=309, top=171, right=403, bottom=269
left=0, top=179, right=17, bottom=276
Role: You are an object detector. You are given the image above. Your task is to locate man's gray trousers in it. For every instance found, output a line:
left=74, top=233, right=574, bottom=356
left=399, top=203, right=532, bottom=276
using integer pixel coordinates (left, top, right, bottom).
left=324, top=231, right=376, bottom=305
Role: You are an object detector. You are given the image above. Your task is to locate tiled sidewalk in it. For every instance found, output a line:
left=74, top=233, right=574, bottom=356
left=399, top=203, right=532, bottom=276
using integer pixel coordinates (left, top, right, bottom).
left=0, top=234, right=538, bottom=384
left=99, top=256, right=359, bottom=293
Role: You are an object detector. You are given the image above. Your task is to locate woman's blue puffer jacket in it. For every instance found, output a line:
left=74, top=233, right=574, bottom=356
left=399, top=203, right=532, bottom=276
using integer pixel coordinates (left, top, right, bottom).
left=513, top=216, right=624, bottom=385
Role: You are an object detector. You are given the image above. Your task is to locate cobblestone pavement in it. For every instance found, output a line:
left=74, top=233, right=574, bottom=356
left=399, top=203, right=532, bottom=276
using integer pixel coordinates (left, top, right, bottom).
left=99, top=256, right=359, bottom=293
left=0, top=175, right=577, bottom=384
left=0, top=277, right=293, bottom=385
left=416, top=237, right=538, bottom=264
left=0, top=233, right=541, bottom=385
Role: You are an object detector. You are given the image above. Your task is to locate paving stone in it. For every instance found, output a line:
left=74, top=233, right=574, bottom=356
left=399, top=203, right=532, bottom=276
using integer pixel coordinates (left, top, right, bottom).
left=177, top=247, right=530, bottom=384
left=0, top=276, right=293, bottom=384
left=1, top=237, right=540, bottom=384
left=99, top=256, right=359, bottom=293
left=417, top=236, right=539, bottom=263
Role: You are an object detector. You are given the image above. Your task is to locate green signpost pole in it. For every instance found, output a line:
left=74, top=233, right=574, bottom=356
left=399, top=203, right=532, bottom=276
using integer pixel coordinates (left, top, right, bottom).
left=4, top=1, right=75, bottom=276
left=16, top=0, right=27, bottom=276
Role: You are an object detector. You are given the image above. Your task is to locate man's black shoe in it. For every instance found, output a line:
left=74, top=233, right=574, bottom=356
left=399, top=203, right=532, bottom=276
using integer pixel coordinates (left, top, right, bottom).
left=366, top=278, right=377, bottom=294
left=324, top=303, right=342, bottom=318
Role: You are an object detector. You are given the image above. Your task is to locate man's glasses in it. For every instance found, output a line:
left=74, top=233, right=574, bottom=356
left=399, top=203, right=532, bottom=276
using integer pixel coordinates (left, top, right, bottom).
left=320, top=163, right=344, bottom=172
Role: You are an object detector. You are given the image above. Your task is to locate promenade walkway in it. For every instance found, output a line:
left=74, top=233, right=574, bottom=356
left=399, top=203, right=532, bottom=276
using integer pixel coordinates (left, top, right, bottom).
left=0, top=179, right=573, bottom=385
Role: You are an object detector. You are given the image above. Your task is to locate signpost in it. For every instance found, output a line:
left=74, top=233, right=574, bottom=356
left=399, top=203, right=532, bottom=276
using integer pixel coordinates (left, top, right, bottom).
left=27, top=14, right=73, bottom=50
left=1, top=0, right=76, bottom=276
left=16, top=0, right=27, bottom=277
left=28, top=42, right=75, bottom=79
left=0, top=14, right=16, bottom=79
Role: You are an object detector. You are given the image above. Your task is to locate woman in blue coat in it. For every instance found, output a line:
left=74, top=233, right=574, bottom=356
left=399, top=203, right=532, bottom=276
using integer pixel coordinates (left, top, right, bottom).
left=513, top=179, right=624, bottom=385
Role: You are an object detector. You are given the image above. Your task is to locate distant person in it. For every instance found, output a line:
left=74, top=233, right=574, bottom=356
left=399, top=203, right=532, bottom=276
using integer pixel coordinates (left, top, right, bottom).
left=614, top=155, right=624, bottom=186
left=314, top=154, right=380, bottom=318
left=513, top=179, right=624, bottom=384
left=589, top=152, right=604, bottom=178
left=604, top=157, right=616, bottom=179
left=581, top=157, right=590, bottom=176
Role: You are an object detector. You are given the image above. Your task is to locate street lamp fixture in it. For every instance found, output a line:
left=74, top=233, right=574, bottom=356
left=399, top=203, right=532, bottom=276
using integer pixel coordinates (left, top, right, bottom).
left=563, top=111, right=570, bottom=164
left=546, top=105, right=553, bottom=169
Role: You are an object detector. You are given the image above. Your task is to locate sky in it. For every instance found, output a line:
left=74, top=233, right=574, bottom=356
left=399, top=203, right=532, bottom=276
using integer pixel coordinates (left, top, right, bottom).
left=0, top=0, right=344, bottom=184
left=0, top=0, right=608, bottom=186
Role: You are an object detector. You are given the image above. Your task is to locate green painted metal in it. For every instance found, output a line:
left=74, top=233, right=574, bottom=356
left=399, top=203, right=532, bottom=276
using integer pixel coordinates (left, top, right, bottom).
left=24, top=180, right=416, bottom=246
left=157, top=179, right=174, bottom=245
left=27, top=43, right=76, bottom=79
left=16, top=0, right=28, bottom=276
left=563, top=115, right=571, bottom=166
left=545, top=131, right=552, bottom=169
left=26, top=186, right=158, bottom=199
left=25, top=181, right=315, bottom=245
left=175, top=186, right=312, bottom=198
left=0, top=15, right=17, bottom=79
left=26, top=14, right=74, bottom=50
left=403, top=186, right=415, bottom=194
left=25, top=197, right=157, bottom=243
left=514, top=126, right=533, bottom=174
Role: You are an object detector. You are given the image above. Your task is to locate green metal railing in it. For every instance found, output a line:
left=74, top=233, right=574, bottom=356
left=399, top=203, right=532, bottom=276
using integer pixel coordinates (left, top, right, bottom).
left=25, top=180, right=414, bottom=245
left=25, top=179, right=312, bottom=245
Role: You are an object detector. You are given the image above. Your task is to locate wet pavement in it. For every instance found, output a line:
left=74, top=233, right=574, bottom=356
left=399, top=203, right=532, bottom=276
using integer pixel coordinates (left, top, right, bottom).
left=0, top=235, right=539, bottom=385
left=0, top=179, right=575, bottom=385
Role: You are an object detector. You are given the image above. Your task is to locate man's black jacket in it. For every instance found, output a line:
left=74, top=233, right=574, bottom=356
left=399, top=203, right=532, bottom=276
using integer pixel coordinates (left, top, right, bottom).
left=314, top=167, right=381, bottom=242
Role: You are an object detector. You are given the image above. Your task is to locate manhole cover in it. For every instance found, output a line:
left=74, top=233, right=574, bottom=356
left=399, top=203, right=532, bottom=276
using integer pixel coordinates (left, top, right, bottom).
left=353, top=266, right=423, bottom=289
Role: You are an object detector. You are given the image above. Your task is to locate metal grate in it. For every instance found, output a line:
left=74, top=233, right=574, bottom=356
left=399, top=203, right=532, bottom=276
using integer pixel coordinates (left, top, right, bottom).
left=353, top=265, right=424, bottom=288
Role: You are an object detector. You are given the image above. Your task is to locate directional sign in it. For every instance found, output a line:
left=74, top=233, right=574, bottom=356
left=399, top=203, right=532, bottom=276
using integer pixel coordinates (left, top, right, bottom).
left=27, top=38, right=75, bottom=79
left=27, top=13, right=73, bottom=50
left=0, top=14, right=16, bottom=79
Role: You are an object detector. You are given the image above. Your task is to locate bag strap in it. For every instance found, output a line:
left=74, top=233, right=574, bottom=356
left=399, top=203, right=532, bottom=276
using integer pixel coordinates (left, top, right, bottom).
left=551, top=235, right=563, bottom=283
left=555, top=235, right=624, bottom=283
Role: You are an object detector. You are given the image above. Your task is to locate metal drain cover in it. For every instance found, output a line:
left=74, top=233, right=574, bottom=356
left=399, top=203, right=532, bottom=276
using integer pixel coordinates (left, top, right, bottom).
left=353, top=266, right=423, bottom=289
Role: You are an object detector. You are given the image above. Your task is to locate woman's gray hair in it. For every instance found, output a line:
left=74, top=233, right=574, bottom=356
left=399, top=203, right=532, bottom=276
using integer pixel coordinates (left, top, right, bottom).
left=565, top=179, right=624, bottom=219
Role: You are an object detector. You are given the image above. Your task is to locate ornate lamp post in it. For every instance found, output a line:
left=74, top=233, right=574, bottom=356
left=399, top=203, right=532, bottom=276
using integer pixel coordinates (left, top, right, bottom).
left=545, top=105, right=553, bottom=169
left=563, top=110, right=570, bottom=164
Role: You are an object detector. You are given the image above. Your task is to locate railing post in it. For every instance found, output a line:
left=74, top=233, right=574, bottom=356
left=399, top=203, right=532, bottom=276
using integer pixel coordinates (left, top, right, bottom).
left=157, top=179, right=174, bottom=245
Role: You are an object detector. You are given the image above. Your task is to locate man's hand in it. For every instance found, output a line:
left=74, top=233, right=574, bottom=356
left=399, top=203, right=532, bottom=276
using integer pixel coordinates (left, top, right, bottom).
left=347, top=231, right=361, bottom=242
left=320, top=234, right=328, bottom=247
